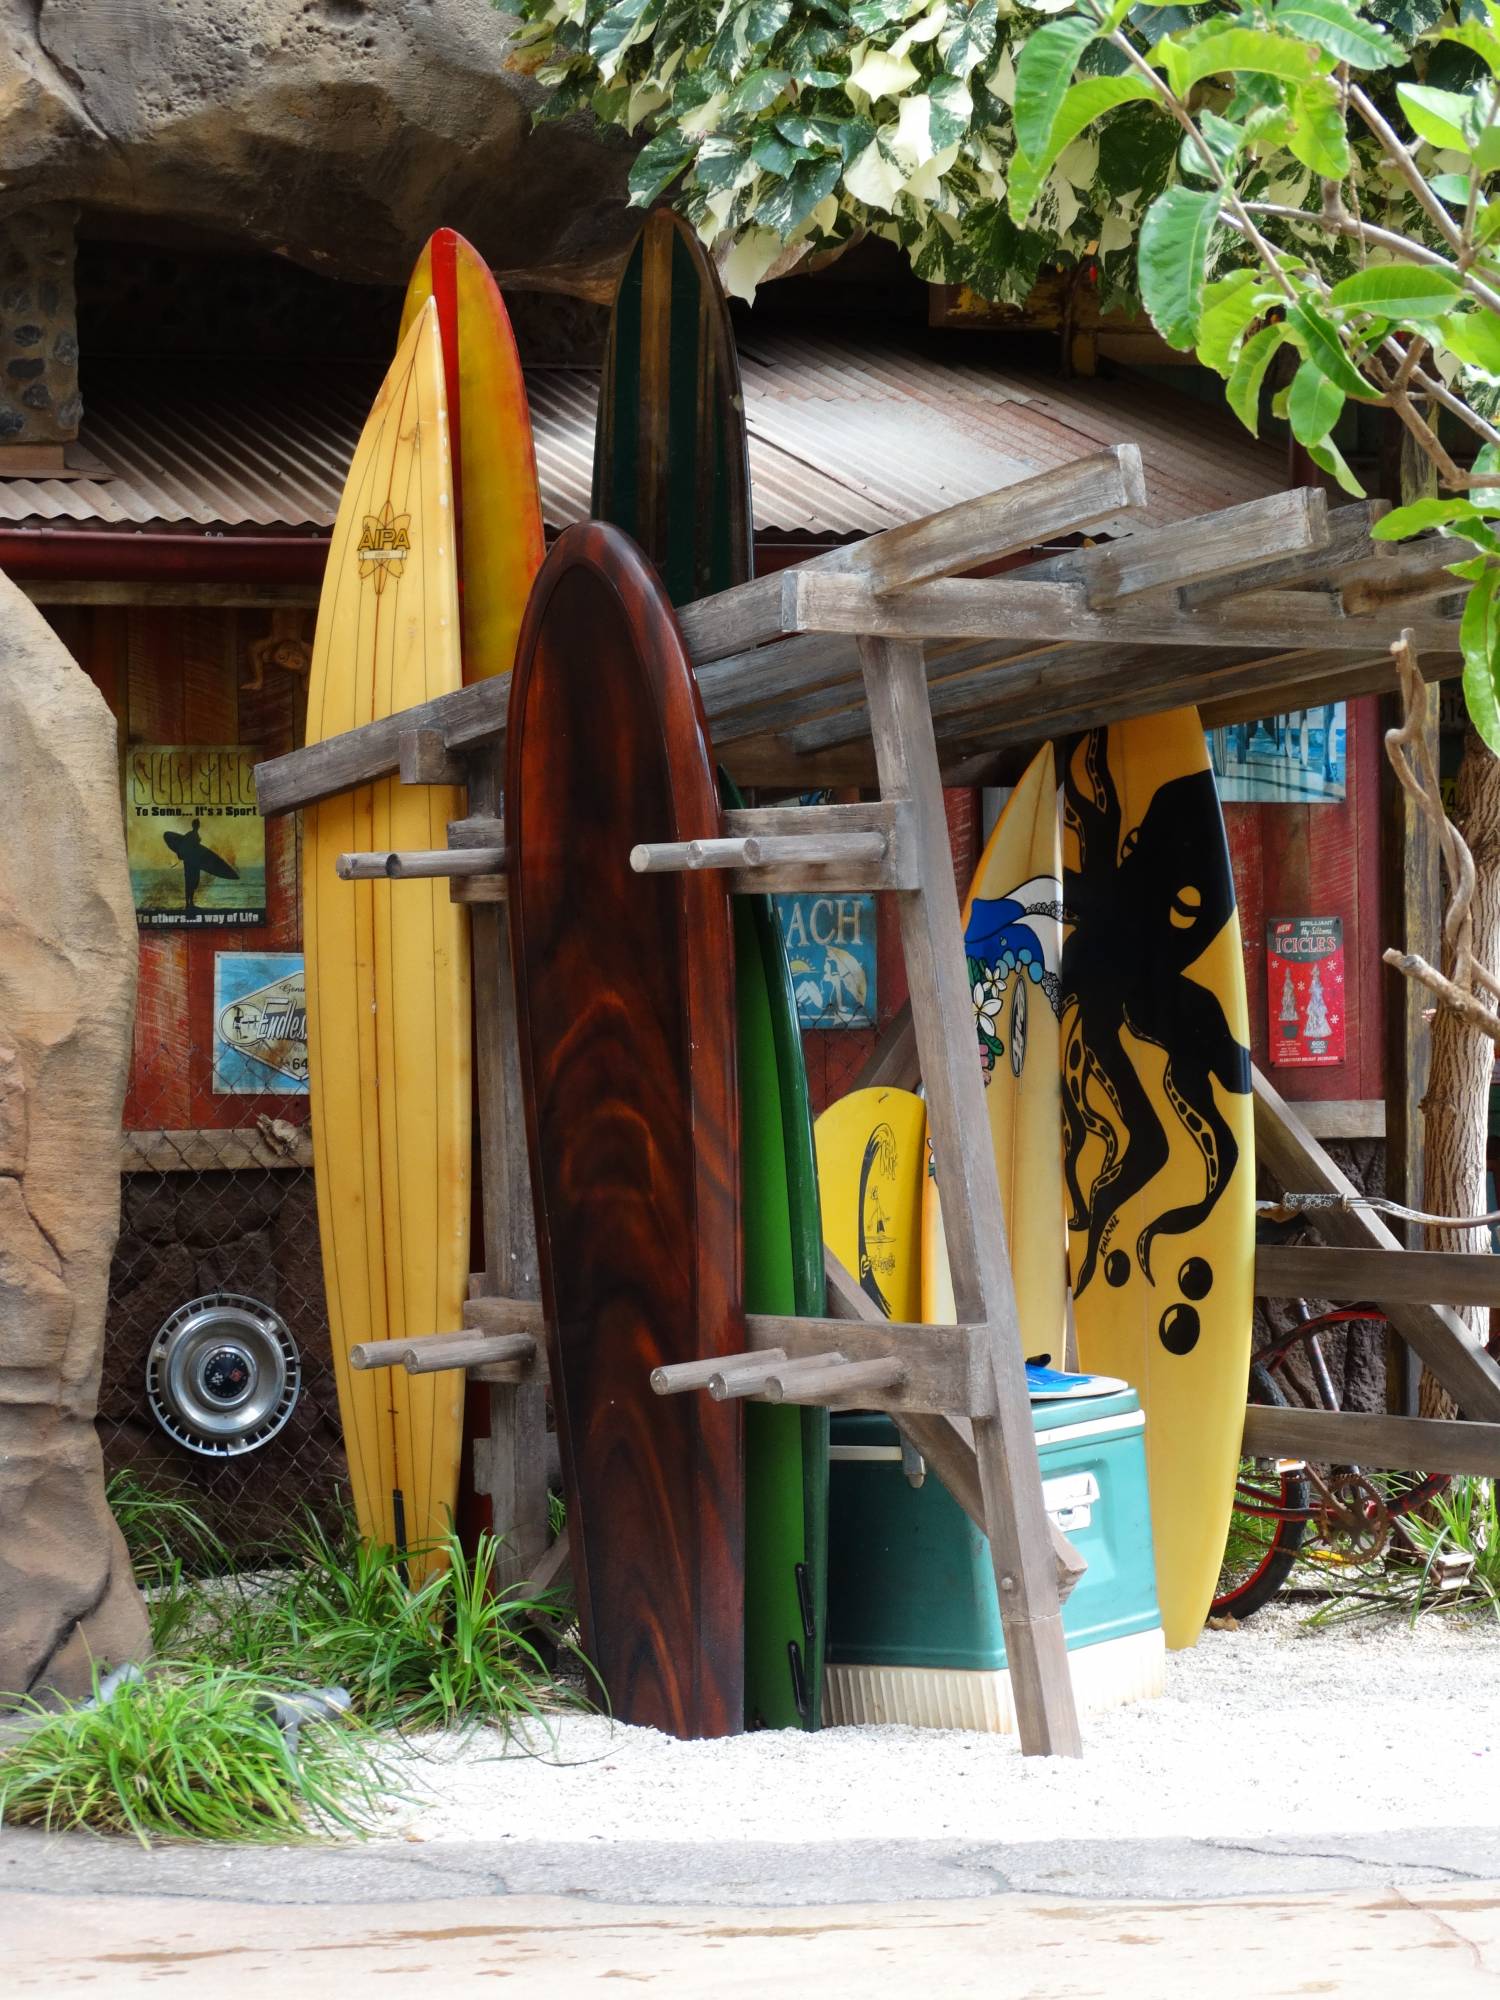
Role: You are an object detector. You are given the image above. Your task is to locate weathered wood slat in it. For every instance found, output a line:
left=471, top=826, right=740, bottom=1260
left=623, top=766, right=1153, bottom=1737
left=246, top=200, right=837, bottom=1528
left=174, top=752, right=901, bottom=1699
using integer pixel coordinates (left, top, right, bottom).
left=462, top=1295, right=549, bottom=1337
left=741, top=1309, right=989, bottom=1414
left=1253, top=1069, right=1500, bottom=1422
left=1243, top=1404, right=1500, bottom=1478
left=257, top=674, right=509, bottom=816
left=465, top=744, right=550, bottom=1591
left=1180, top=499, right=1390, bottom=607
left=1256, top=1242, right=1500, bottom=1308
left=676, top=448, right=1148, bottom=662
left=792, top=574, right=1459, bottom=653
left=1074, top=489, right=1329, bottom=607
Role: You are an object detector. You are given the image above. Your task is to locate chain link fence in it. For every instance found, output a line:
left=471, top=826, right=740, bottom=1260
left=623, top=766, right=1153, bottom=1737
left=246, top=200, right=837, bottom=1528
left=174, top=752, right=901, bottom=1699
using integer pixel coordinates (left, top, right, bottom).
left=97, top=1034, right=347, bottom=1564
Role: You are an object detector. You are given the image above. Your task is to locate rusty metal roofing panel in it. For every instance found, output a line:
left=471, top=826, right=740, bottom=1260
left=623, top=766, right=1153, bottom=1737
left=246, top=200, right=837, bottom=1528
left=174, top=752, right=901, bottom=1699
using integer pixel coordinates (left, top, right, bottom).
left=0, top=331, right=1284, bottom=540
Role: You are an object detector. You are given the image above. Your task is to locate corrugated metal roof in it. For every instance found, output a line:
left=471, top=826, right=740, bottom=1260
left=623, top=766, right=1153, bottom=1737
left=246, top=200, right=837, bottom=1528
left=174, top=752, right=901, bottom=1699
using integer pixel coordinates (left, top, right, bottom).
left=0, top=330, right=1283, bottom=538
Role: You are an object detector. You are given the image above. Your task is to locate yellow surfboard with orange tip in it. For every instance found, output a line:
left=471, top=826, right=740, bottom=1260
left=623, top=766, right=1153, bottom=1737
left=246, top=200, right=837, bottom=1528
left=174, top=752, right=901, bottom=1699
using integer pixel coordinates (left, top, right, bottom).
left=303, top=301, right=469, bottom=1574
left=922, top=743, right=1067, bottom=1371
left=399, top=231, right=545, bottom=682
left=307, top=238, right=544, bottom=1575
left=815, top=1087, right=927, bottom=1324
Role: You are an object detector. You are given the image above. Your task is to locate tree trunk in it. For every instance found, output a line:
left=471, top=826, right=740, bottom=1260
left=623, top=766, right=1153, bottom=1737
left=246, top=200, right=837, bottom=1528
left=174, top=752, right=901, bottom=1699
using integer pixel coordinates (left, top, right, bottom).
left=1419, top=729, right=1500, bottom=1418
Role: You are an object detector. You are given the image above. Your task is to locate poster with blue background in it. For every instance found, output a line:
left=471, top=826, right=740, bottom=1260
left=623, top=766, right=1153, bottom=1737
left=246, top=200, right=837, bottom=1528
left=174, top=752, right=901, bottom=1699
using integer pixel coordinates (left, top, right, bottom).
left=774, top=894, right=877, bottom=1030
left=213, top=953, right=308, bottom=1094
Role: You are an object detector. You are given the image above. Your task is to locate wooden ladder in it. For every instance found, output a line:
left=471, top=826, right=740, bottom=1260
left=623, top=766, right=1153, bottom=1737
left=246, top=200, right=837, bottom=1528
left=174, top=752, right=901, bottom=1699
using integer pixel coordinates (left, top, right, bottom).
left=319, top=628, right=1084, bottom=1757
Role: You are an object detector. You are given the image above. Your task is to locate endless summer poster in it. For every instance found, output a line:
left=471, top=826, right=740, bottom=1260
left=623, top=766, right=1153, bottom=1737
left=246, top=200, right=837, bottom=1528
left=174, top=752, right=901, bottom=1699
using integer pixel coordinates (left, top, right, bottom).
left=125, top=746, right=266, bottom=928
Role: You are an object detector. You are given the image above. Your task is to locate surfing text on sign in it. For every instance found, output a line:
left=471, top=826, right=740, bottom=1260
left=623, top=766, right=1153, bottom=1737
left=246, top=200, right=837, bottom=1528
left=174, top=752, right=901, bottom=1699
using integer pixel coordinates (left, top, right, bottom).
left=775, top=893, right=877, bottom=1030
left=125, top=746, right=266, bottom=929
left=1267, top=916, right=1345, bottom=1067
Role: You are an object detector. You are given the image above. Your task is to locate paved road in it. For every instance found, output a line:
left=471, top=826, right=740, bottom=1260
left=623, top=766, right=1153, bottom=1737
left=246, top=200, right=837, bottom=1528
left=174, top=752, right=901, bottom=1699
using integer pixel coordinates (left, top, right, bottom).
left=7, top=1828, right=1500, bottom=1994
left=6, top=1878, right=1500, bottom=1994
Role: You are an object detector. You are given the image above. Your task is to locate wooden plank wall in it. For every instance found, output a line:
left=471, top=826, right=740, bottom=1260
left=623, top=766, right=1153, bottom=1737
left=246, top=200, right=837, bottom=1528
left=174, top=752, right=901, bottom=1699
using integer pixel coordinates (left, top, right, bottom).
left=1223, top=694, right=1385, bottom=1108
left=40, top=604, right=309, bottom=1137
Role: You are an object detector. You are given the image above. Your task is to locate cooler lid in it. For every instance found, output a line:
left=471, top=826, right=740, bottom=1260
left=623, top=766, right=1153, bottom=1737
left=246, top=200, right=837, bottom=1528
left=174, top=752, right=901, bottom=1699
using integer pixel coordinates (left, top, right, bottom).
left=1031, top=1385, right=1140, bottom=1433
left=831, top=1385, right=1141, bottom=1453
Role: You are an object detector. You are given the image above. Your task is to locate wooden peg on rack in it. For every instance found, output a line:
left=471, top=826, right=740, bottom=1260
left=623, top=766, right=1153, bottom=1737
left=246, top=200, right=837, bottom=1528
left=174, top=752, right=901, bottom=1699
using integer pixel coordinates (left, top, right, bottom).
left=337, top=845, right=508, bottom=881
left=630, top=830, right=889, bottom=875
left=709, top=1350, right=847, bottom=1400
left=651, top=1350, right=789, bottom=1395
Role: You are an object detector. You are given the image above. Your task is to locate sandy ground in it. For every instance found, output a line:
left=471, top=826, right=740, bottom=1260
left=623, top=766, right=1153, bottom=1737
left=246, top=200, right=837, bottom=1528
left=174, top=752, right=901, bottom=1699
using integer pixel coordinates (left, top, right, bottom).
left=383, top=1604, right=1500, bottom=1847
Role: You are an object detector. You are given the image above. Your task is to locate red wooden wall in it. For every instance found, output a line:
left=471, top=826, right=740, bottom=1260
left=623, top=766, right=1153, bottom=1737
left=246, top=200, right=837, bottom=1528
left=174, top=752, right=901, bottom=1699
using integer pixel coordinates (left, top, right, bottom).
left=1223, top=695, right=1385, bottom=1102
left=41, top=604, right=309, bottom=1135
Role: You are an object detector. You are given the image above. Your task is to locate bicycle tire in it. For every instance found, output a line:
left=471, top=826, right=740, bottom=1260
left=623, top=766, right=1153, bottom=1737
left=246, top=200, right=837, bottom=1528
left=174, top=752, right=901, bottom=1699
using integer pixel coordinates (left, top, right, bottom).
left=1212, top=1366, right=1313, bottom=1621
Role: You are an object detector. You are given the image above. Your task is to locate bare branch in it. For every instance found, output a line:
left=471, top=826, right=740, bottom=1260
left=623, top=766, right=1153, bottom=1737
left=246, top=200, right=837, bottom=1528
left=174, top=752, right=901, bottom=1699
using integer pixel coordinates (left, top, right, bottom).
left=1381, top=633, right=1500, bottom=1047
left=1348, top=84, right=1466, bottom=256
left=1382, top=947, right=1500, bottom=1045
left=1240, top=202, right=1500, bottom=317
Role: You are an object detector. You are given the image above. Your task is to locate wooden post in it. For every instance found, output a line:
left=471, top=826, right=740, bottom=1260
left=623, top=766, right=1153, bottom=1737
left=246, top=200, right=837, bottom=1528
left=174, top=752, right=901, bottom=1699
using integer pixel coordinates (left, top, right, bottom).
left=858, top=633, right=1081, bottom=1757
left=466, top=744, right=550, bottom=1590
left=1381, top=685, right=1441, bottom=1220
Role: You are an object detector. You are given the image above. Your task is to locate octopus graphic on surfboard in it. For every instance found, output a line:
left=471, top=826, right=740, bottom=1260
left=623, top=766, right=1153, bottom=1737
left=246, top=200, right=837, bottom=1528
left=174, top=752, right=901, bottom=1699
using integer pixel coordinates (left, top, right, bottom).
left=1061, top=710, right=1254, bottom=1651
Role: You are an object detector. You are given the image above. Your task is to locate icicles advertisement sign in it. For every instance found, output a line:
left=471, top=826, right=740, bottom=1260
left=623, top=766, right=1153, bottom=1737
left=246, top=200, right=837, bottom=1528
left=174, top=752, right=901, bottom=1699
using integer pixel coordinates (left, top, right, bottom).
left=1267, top=917, right=1345, bottom=1068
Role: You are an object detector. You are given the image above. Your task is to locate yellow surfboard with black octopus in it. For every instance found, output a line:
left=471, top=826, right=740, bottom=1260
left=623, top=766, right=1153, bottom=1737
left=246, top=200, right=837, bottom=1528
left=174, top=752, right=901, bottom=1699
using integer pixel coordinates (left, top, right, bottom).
left=1061, top=710, right=1253, bottom=1651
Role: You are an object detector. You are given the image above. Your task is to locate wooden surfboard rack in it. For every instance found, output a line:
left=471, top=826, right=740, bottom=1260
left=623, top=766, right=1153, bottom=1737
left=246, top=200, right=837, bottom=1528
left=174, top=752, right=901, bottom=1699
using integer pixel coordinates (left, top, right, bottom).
left=259, top=444, right=1500, bottom=1761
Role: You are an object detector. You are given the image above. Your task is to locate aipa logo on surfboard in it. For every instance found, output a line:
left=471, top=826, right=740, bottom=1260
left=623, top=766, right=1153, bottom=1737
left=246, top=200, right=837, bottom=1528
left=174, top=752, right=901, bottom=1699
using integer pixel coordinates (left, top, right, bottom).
left=357, top=503, right=413, bottom=594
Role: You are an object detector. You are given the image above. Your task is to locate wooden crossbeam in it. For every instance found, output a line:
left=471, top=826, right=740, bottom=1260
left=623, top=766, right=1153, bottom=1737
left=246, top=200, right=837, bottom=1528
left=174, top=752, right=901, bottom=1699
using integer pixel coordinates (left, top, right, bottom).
left=788, top=575, right=1459, bottom=653
left=1243, top=1404, right=1500, bottom=1479
left=675, top=446, right=1149, bottom=664
left=1256, top=1242, right=1500, bottom=1309
left=1037, top=488, right=1330, bottom=607
left=1253, top=1069, right=1500, bottom=1423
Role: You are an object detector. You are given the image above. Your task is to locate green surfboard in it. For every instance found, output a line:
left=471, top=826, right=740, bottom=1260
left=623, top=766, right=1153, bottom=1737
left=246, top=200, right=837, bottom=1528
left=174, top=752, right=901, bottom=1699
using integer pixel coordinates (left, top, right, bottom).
left=727, top=777, right=829, bottom=1732
left=595, top=211, right=827, bottom=1728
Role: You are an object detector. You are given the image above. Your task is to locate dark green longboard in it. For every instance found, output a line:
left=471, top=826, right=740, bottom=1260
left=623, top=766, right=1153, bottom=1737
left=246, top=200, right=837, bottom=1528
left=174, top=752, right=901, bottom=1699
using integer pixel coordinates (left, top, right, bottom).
left=593, top=210, right=752, bottom=609
left=595, top=210, right=828, bottom=1729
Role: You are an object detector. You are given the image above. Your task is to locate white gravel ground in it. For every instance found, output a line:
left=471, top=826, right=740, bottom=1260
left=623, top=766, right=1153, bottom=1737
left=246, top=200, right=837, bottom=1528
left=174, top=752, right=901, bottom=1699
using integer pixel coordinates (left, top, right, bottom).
left=385, top=1606, right=1500, bottom=1847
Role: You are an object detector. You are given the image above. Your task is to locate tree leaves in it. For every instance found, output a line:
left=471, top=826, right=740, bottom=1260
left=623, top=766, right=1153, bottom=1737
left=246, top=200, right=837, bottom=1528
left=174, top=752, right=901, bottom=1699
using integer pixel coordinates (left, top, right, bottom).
left=1396, top=82, right=1472, bottom=152
left=1196, top=268, right=1265, bottom=373
left=1009, top=75, right=1152, bottom=222
left=1329, top=266, right=1465, bottom=318
left=1271, top=0, right=1398, bottom=70
left=1287, top=356, right=1344, bottom=445
left=1226, top=322, right=1292, bottom=432
left=1152, top=24, right=1321, bottom=96
left=1138, top=185, right=1222, bottom=349
left=1013, top=15, right=1099, bottom=161
left=938, top=0, right=999, bottom=79
left=758, top=154, right=844, bottom=233
left=1461, top=564, right=1500, bottom=756
left=627, top=130, right=696, bottom=203
left=1287, top=298, right=1379, bottom=399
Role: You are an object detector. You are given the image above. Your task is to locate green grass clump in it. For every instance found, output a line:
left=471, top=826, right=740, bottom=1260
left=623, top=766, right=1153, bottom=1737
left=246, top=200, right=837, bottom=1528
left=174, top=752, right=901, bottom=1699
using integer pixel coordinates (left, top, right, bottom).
left=106, top=1469, right=227, bottom=1587
left=0, top=1670, right=384, bottom=1846
left=5, top=1478, right=585, bottom=1844
left=249, top=1518, right=583, bottom=1731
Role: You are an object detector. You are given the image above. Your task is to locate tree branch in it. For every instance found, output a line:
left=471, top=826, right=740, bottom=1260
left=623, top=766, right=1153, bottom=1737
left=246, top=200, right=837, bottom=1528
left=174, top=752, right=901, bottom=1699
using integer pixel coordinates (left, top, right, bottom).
left=1348, top=84, right=1466, bottom=256
left=1241, top=202, right=1500, bottom=317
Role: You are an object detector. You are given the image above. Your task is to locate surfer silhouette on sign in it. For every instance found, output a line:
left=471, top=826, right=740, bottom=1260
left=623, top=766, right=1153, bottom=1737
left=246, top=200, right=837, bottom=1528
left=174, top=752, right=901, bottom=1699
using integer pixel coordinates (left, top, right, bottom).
left=162, top=817, right=239, bottom=911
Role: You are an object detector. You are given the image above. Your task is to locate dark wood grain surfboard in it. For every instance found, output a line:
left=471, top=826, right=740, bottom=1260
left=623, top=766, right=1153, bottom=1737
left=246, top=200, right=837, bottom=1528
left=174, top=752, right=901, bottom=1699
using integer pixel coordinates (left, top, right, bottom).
left=593, top=209, right=752, bottom=607
left=507, top=521, right=744, bottom=1738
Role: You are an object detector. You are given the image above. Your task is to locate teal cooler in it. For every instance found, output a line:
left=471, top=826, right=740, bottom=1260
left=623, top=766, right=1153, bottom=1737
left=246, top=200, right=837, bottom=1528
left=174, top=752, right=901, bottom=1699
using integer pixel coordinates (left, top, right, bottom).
left=823, top=1389, right=1165, bottom=1732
